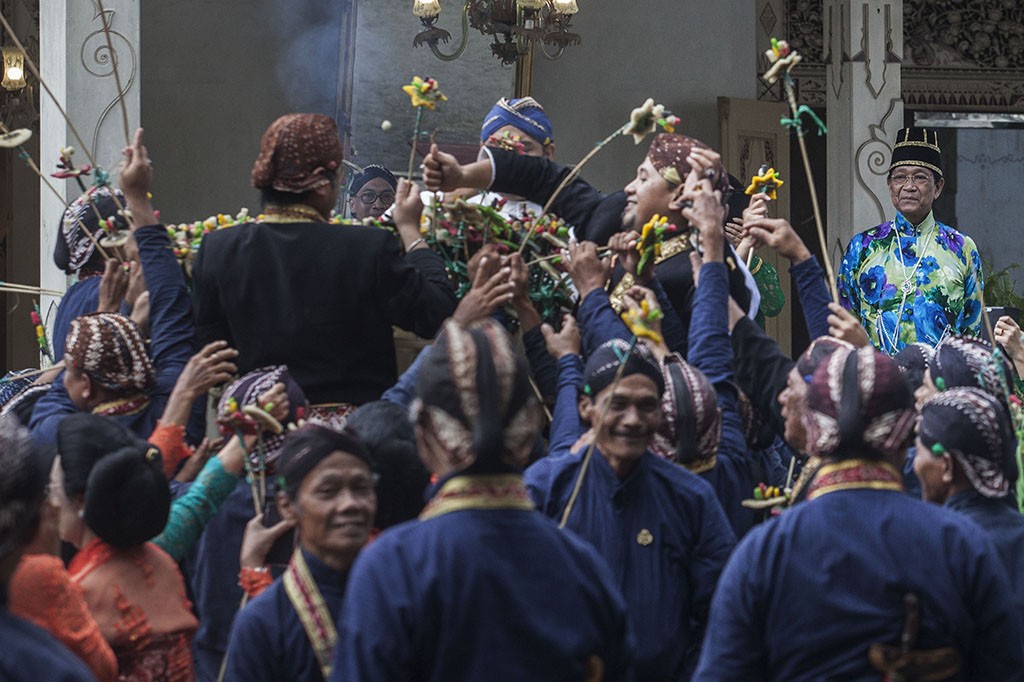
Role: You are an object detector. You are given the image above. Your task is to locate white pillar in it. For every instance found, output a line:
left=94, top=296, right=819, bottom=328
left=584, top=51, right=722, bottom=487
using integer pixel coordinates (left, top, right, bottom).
left=39, top=0, right=139, bottom=310
left=824, top=0, right=902, bottom=262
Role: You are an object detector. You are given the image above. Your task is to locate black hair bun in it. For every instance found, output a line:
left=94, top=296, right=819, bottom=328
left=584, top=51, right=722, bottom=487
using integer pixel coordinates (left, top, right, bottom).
left=83, top=444, right=170, bottom=549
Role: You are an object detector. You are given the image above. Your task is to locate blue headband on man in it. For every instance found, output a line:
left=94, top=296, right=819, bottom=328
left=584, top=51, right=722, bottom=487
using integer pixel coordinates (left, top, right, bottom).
left=480, top=97, right=553, bottom=146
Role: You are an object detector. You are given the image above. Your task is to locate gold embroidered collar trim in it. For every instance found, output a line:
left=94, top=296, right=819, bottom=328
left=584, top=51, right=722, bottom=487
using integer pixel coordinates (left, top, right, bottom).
left=262, top=204, right=328, bottom=224
left=419, top=474, right=534, bottom=520
left=806, top=459, right=903, bottom=501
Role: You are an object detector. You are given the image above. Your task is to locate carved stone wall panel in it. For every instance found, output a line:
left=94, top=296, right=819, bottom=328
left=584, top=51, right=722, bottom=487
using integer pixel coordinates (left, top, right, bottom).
left=774, top=0, right=1024, bottom=112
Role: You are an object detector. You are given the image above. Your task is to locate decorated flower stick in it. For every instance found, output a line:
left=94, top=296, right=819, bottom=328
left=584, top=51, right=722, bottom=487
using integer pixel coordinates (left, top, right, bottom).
left=0, top=11, right=98, bottom=171
left=53, top=147, right=111, bottom=229
left=745, top=164, right=784, bottom=201
left=635, top=214, right=677, bottom=278
left=403, top=76, right=447, bottom=180
left=763, top=37, right=836, bottom=302
left=0, top=10, right=131, bottom=226
left=559, top=336, right=638, bottom=528
left=519, top=98, right=679, bottom=255
left=30, top=302, right=54, bottom=364
left=0, top=123, right=111, bottom=261
left=742, top=164, right=785, bottom=267
left=525, top=246, right=612, bottom=268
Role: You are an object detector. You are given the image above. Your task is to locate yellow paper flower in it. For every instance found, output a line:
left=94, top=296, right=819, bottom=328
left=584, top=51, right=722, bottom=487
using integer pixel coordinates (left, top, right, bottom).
left=403, top=76, right=448, bottom=110
left=744, top=166, right=784, bottom=200
left=621, top=299, right=664, bottom=345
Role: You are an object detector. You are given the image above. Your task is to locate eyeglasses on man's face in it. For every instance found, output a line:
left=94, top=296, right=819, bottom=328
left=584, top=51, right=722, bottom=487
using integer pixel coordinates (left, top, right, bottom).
left=889, top=172, right=933, bottom=188
left=355, top=190, right=396, bottom=206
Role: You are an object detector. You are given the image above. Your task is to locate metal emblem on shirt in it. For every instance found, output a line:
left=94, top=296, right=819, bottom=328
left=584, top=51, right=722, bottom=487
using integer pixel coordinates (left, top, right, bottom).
left=636, top=529, right=653, bottom=546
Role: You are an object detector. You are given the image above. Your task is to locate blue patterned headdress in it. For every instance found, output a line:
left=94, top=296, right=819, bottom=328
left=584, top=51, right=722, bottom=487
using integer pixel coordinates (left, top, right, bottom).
left=480, top=97, right=553, bottom=145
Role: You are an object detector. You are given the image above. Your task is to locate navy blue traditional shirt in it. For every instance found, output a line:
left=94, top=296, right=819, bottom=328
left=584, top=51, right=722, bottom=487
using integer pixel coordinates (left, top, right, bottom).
left=225, top=549, right=347, bottom=682
left=688, top=262, right=758, bottom=537
left=946, top=488, right=1024, bottom=624
left=189, top=480, right=263, bottom=682
left=51, top=275, right=100, bottom=363
left=526, top=449, right=735, bottom=680
left=694, top=467, right=1024, bottom=681
left=30, top=224, right=202, bottom=447
left=0, top=587, right=95, bottom=682
left=330, top=475, right=633, bottom=681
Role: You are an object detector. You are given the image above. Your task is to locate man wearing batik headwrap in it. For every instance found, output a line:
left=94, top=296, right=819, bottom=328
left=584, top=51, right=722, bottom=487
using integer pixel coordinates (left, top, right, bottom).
left=916, top=386, right=1024, bottom=624
left=909, top=334, right=1023, bottom=505
left=31, top=129, right=203, bottom=448
left=466, top=97, right=555, bottom=220
left=188, top=365, right=309, bottom=680
left=481, top=96, right=556, bottom=160
left=838, top=127, right=984, bottom=354
left=915, top=334, right=1016, bottom=409
left=695, top=347, right=1024, bottom=681
left=0, top=418, right=95, bottom=682
left=51, top=186, right=133, bottom=362
left=526, top=333, right=735, bottom=680
left=347, top=164, right=397, bottom=221
left=556, top=171, right=761, bottom=538
left=225, top=425, right=376, bottom=682
left=423, top=132, right=759, bottom=352
left=192, top=113, right=457, bottom=416
left=332, top=319, right=634, bottom=681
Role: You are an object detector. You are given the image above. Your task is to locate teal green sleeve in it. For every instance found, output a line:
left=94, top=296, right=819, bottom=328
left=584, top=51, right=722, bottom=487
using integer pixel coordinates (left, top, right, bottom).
left=152, top=457, right=240, bottom=561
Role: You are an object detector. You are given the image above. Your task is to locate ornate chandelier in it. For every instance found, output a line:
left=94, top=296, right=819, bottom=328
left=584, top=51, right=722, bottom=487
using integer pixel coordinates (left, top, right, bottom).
left=411, top=0, right=581, bottom=66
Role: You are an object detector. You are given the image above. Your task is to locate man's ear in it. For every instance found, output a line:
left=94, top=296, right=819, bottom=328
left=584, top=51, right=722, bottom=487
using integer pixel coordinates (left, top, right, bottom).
left=578, top=394, right=595, bottom=425
left=933, top=176, right=945, bottom=200
left=277, top=490, right=297, bottom=523
left=543, top=142, right=556, bottom=160
left=940, top=453, right=955, bottom=485
left=666, top=182, right=688, bottom=212
left=81, top=373, right=93, bottom=401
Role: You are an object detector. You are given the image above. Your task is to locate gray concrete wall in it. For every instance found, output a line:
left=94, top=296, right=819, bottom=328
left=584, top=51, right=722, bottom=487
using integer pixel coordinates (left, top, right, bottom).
left=531, top=0, right=759, bottom=193
left=953, top=129, right=1024, bottom=295
left=140, top=0, right=512, bottom=223
left=349, top=0, right=514, bottom=175
left=141, top=0, right=344, bottom=223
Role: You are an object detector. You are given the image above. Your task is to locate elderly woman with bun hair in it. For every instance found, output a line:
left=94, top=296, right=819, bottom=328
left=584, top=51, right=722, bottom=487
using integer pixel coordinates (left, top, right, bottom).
left=51, top=413, right=202, bottom=681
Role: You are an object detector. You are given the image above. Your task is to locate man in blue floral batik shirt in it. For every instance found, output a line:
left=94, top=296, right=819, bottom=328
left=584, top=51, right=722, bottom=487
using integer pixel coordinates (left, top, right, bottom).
left=837, top=127, right=983, bottom=355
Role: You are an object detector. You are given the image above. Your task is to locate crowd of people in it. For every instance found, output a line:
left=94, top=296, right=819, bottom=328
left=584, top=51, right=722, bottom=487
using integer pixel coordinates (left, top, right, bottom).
left=0, top=94, right=1023, bottom=682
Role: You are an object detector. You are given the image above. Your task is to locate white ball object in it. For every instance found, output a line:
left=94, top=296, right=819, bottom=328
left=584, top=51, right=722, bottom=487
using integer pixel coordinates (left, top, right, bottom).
left=381, top=120, right=392, bottom=131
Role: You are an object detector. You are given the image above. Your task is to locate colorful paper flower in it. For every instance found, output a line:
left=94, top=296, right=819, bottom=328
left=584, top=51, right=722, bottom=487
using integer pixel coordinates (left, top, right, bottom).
left=763, top=37, right=803, bottom=84
left=623, top=98, right=666, bottom=145
left=635, top=214, right=676, bottom=276
left=403, top=76, right=448, bottom=110
left=485, top=130, right=526, bottom=155
left=744, top=165, right=785, bottom=200
left=621, top=299, right=664, bottom=346
left=657, top=114, right=680, bottom=134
